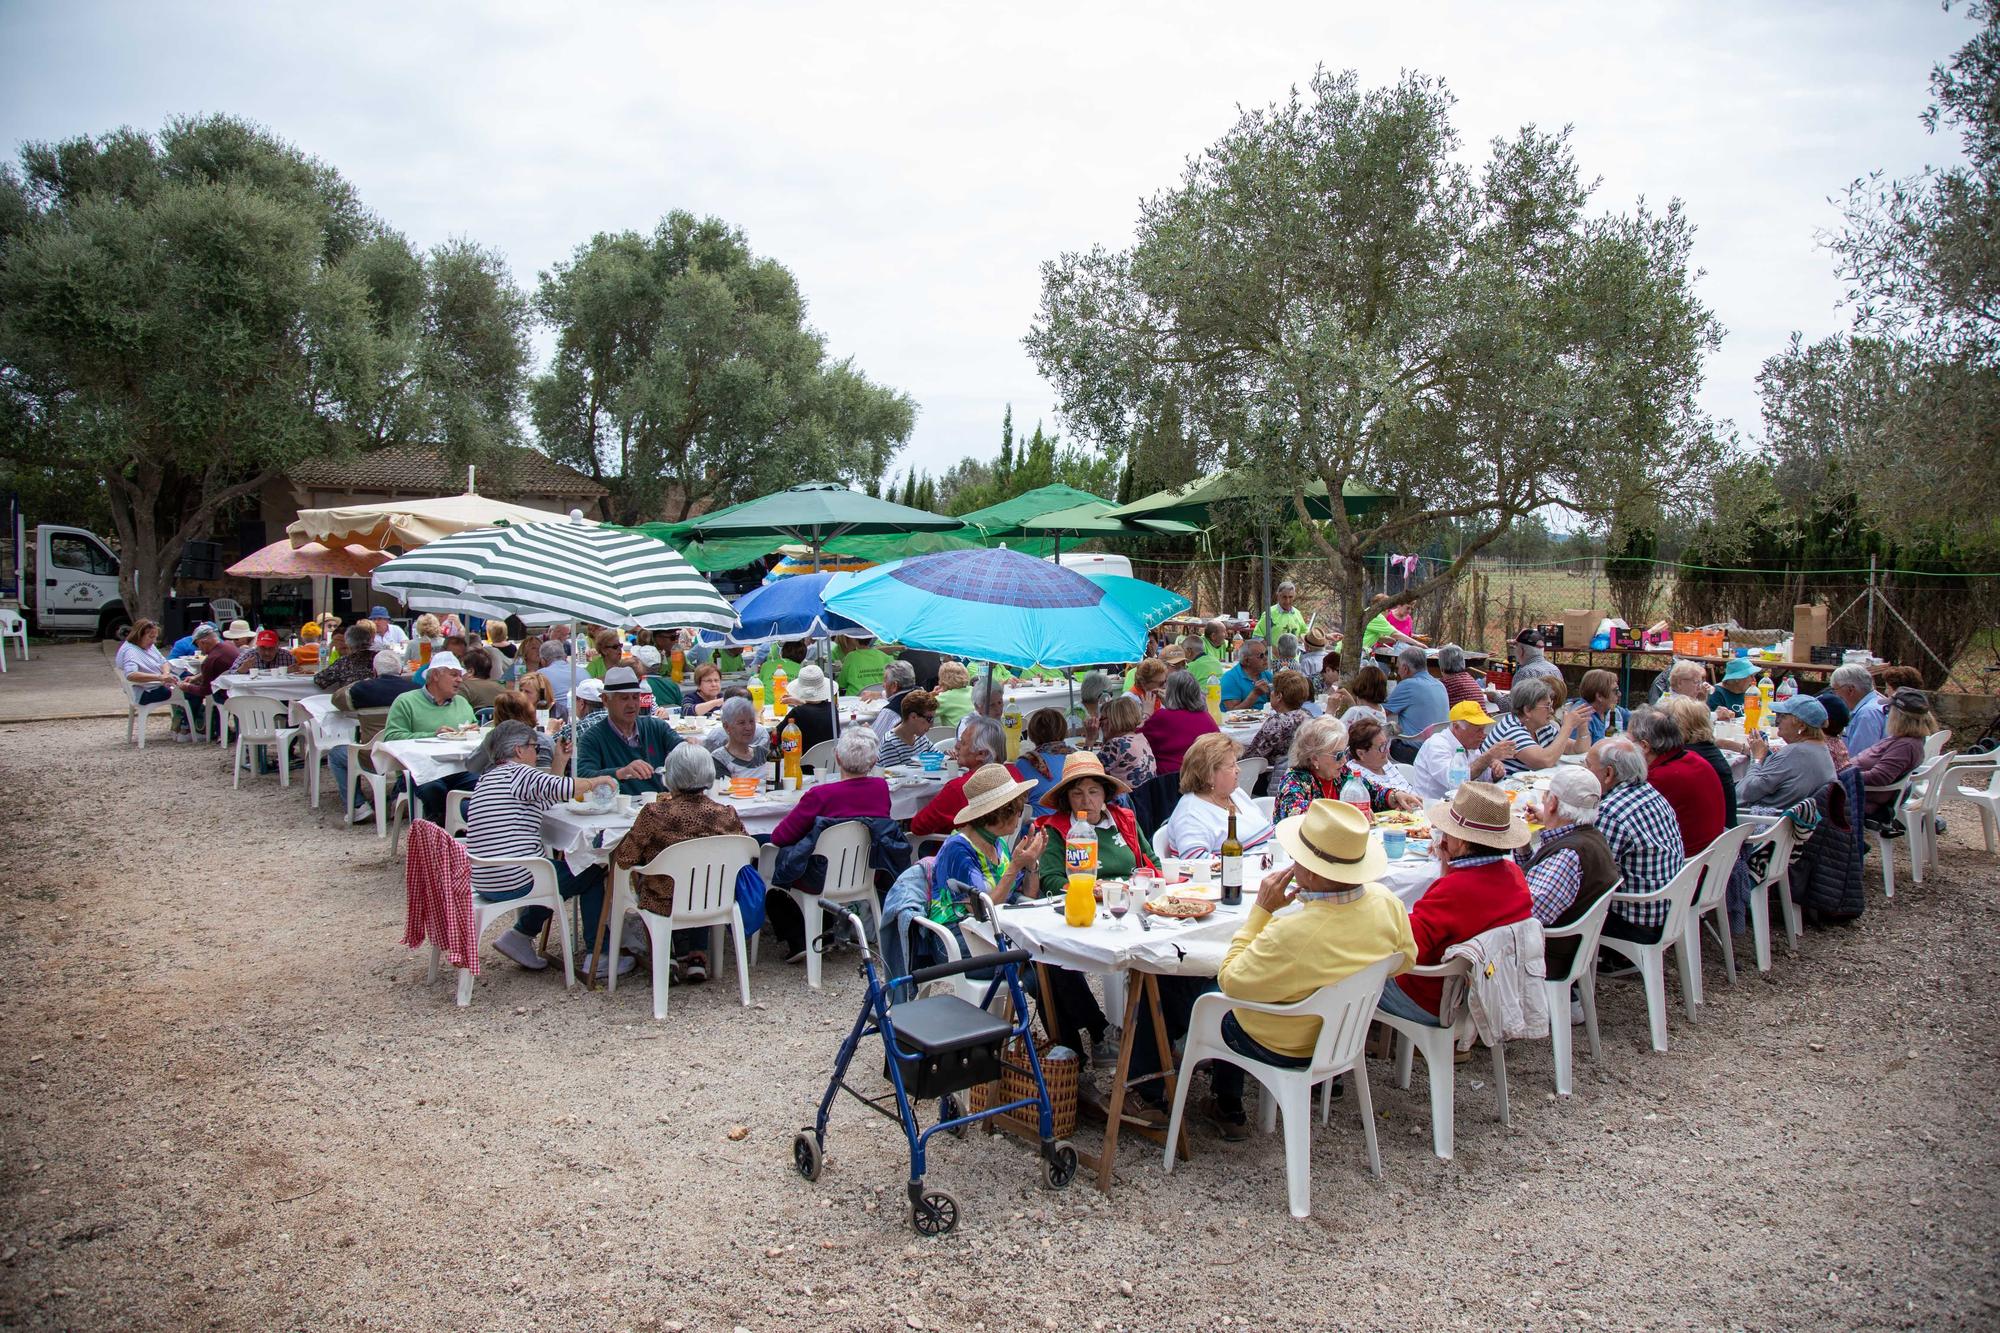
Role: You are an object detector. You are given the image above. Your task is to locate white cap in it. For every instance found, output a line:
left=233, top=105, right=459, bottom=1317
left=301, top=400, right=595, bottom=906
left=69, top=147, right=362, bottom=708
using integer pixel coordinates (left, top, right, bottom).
left=427, top=651, right=465, bottom=674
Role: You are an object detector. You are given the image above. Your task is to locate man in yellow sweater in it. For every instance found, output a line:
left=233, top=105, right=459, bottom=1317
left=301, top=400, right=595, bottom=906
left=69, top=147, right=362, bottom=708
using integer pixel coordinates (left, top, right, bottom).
left=1212, top=799, right=1417, bottom=1136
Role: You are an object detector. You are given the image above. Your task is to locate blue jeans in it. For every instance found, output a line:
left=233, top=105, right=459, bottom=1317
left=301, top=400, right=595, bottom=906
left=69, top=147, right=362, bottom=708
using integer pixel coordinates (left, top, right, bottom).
left=479, top=860, right=607, bottom=940
left=1376, top=976, right=1444, bottom=1027
left=329, top=745, right=355, bottom=805
left=1219, top=1012, right=1314, bottom=1069
left=413, top=771, right=476, bottom=824
left=138, top=685, right=172, bottom=705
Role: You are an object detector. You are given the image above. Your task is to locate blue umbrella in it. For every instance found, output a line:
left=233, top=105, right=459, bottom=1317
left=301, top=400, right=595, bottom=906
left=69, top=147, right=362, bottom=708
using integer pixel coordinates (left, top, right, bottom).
left=723, top=572, right=859, bottom=646
left=823, top=547, right=1149, bottom=670
left=1081, top=573, right=1191, bottom=630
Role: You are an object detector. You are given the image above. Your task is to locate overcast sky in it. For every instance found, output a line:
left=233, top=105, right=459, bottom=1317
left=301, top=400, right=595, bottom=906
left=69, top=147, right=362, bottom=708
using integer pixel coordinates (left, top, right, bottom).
left=0, top=1, right=1973, bottom=486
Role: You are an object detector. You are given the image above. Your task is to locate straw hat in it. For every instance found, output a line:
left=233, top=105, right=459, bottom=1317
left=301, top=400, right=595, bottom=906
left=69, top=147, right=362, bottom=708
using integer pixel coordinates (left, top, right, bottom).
left=1303, top=627, right=1330, bottom=649
left=1041, top=751, right=1132, bottom=808
left=787, top=663, right=833, bottom=703
left=954, top=762, right=1037, bottom=826
left=1274, top=798, right=1388, bottom=885
left=221, top=619, right=256, bottom=641
left=1424, top=781, right=1531, bottom=850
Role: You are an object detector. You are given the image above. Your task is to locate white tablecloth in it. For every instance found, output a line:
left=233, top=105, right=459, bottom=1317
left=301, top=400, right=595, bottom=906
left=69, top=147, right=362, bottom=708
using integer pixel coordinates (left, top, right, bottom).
left=215, top=671, right=322, bottom=701
left=1712, top=720, right=1779, bottom=775
left=292, top=694, right=357, bottom=750
left=375, top=732, right=486, bottom=785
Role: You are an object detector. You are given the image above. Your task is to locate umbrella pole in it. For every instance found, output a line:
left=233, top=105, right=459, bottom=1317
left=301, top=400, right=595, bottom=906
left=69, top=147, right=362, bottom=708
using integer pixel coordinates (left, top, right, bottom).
left=570, top=617, right=580, bottom=784
left=1260, top=518, right=1272, bottom=639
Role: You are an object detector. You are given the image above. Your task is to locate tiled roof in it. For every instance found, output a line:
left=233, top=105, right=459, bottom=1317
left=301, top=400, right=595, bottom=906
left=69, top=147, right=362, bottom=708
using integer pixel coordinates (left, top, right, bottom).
left=288, top=445, right=607, bottom=499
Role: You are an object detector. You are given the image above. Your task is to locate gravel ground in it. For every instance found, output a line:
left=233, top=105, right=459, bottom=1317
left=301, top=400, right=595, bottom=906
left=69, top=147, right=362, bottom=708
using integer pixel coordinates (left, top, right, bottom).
left=2, top=710, right=1998, bottom=1332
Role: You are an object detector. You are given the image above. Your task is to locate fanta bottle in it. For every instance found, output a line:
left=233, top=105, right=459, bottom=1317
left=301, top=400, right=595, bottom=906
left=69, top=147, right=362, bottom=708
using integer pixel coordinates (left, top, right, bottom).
left=772, top=666, right=789, bottom=718
left=1064, top=821, right=1099, bottom=927
left=781, top=725, right=802, bottom=787
left=669, top=647, right=685, bottom=684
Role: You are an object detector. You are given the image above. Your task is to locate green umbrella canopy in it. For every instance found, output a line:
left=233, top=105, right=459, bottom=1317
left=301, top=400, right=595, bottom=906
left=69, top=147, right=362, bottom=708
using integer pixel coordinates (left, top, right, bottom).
left=824, top=527, right=990, bottom=562
left=618, top=525, right=781, bottom=574
left=1105, top=470, right=1392, bottom=526
left=955, top=483, right=1115, bottom=539
left=672, top=482, right=965, bottom=545
left=1018, top=499, right=1200, bottom=538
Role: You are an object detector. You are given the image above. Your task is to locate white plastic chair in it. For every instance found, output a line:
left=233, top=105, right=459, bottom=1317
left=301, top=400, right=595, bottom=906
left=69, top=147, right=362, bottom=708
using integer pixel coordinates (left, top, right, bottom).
left=1391, top=762, right=1424, bottom=790
left=1868, top=755, right=1948, bottom=898
left=1946, top=755, right=1999, bottom=855
left=447, top=854, right=577, bottom=1005
left=905, top=895, right=1007, bottom=1010
left=444, top=788, right=476, bottom=839
left=1543, top=883, right=1617, bottom=1096
left=1235, top=755, right=1269, bottom=796
left=299, top=708, right=356, bottom=810
left=209, top=597, right=242, bottom=627
left=926, top=725, right=959, bottom=746
left=1740, top=816, right=1801, bottom=972
left=1680, top=823, right=1756, bottom=1001
left=1909, top=754, right=1956, bottom=882
left=116, top=671, right=179, bottom=748
left=1923, top=729, right=1953, bottom=762
left=1254, top=795, right=1275, bottom=821
left=1598, top=848, right=1717, bottom=1052
left=606, top=833, right=759, bottom=1020
left=1163, top=955, right=1399, bottom=1218
left=800, top=740, right=838, bottom=773
left=223, top=694, right=302, bottom=788
left=1375, top=957, right=1511, bottom=1160
left=343, top=743, right=409, bottom=843
left=0, top=608, right=26, bottom=671
left=787, top=820, right=881, bottom=991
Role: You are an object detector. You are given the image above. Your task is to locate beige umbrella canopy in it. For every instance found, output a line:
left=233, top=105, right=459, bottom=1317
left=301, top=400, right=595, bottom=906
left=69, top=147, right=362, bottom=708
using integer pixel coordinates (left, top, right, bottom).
left=286, top=491, right=573, bottom=551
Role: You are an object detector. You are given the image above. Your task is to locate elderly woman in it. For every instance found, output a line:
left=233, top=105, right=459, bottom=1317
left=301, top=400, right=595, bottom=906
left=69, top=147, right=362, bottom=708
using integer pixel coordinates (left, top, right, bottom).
left=1658, top=695, right=1738, bottom=827
left=930, top=764, right=1046, bottom=913
left=1240, top=668, right=1314, bottom=771
left=1077, top=669, right=1118, bottom=746
left=1139, top=669, right=1221, bottom=776
left=1737, top=694, right=1840, bottom=813
left=1342, top=716, right=1426, bottom=813
left=681, top=661, right=727, bottom=718
left=1341, top=664, right=1394, bottom=729
left=1577, top=668, right=1629, bottom=743
left=1270, top=716, right=1347, bottom=820
left=1845, top=687, right=1938, bottom=815
left=585, top=628, right=626, bottom=680
left=457, top=647, right=508, bottom=711
left=1159, top=733, right=1274, bottom=858
left=1489, top=676, right=1592, bottom=772
left=467, top=691, right=555, bottom=775
left=1093, top=693, right=1156, bottom=791
left=1667, top=659, right=1712, bottom=705
left=1271, top=632, right=1303, bottom=676
left=465, top=720, right=627, bottom=978
left=1017, top=708, right=1076, bottom=816
left=703, top=695, right=770, bottom=777
left=605, top=743, right=747, bottom=983
left=763, top=729, right=893, bottom=960
left=933, top=661, right=975, bottom=727
left=1437, top=643, right=1482, bottom=706
left=877, top=688, right=940, bottom=767
left=115, top=620, right=177, bottom=705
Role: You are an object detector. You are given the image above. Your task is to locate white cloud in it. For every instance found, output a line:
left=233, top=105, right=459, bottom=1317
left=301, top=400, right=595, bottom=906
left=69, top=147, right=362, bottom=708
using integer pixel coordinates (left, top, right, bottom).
left=0, top=0, right=1972, bottom=479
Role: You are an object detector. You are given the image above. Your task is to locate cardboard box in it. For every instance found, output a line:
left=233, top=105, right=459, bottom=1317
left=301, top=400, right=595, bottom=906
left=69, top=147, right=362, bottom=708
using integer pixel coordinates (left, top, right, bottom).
left=1562, top=608, right=1605, bottom=647
left=1793, top=603, right=1830, bottom=659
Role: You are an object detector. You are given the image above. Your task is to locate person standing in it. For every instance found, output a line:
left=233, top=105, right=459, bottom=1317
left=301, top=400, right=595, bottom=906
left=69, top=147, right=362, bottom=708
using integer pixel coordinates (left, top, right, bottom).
left=1253, top=581, right=1310, bottom=645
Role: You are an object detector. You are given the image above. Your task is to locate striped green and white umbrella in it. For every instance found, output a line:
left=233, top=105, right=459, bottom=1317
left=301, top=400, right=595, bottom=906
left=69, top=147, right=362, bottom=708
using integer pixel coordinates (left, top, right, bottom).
left=371, top=517, right=737, bottom=632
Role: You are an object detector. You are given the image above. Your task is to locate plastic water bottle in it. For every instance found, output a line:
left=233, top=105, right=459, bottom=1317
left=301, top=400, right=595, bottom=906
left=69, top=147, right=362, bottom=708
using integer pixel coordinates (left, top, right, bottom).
left=1340, top=772, right=1372, bottom=818
left=1777, top=674, right=1798, bottom=701
left=1446, top=745, right=1471, bottom=792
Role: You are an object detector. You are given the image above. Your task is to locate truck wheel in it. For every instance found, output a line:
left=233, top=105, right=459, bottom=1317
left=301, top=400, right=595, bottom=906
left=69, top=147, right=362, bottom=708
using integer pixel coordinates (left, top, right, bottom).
left=98, top=609, right=131, bottom=643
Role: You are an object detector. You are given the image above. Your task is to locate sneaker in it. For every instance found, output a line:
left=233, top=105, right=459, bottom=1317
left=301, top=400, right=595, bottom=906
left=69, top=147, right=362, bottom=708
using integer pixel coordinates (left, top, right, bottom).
left=1210, top=1098, right=1250, bottom=1142
left=493, top=930, right=548, bottom=971
left=590, top=953, right=637, bottom=980
left=1089, top=1028, right=1120, bottom=1069
left=1570, top=998, right=1586, bottom=1026
left=683, top=953, right=708, bottom=983
left=347, top=805, right=375, bottom=825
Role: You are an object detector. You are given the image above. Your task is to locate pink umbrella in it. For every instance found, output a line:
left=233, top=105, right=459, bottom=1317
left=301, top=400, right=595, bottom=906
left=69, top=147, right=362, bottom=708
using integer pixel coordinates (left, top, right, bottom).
left=225, top=539, right=392, bottom=580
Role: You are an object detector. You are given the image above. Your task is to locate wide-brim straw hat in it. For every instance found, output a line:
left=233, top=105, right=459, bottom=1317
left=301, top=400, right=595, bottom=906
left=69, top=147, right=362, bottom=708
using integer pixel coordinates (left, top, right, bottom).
left=1425, top=780, right=1532, bottom=850
left=788, top=663, right=833, bottom=702
left=221, top=619, right=256, bottom=641
left=1275, top=798, right=1388, bottom=886
left=954, top=762, right=1038, bottom=825
left=1041, top=751, right=1132, bottom=808
left=1303, top=627, right=1330, bottom=648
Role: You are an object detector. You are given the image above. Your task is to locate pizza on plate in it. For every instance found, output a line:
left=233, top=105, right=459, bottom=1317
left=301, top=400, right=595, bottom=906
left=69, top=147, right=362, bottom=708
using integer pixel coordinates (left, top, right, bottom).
left=1143, top=896, right=1215, bottom=919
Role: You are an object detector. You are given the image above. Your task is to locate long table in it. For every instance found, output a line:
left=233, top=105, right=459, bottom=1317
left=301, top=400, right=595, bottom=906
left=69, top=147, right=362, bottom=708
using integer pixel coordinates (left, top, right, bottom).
left=1547, top=646, right=1889, bottom=706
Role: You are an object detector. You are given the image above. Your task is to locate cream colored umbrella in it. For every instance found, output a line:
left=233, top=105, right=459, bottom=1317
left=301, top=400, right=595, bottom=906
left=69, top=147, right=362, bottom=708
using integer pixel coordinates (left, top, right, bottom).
left=286, top=491, right=572, bottom=550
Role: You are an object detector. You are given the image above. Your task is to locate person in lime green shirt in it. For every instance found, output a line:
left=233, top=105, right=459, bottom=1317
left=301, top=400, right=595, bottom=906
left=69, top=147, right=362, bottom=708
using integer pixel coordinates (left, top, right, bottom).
left=835, top=633, right=894, bottom=694
left=933, top=661, right=974, bottom=727
left=758, top=641, right=810, bottom=695
left=1177, top=634, right=1225, bottom=686
left=1253, top=581, right=1310, bottom=645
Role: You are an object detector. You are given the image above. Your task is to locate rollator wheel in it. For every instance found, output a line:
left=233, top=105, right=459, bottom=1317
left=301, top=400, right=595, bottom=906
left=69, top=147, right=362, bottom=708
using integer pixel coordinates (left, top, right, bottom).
left=939, top=1094, right=968, bottom=1138
left=792, top=1130, right=823, bottom=1182
left=911, top=1189, right=959, bottom=1236
left=1041, top=1140, right=1079, bottom=1190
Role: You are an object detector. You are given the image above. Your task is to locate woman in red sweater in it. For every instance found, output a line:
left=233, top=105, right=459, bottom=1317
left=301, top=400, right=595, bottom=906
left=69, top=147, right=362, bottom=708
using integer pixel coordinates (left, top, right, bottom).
left=1377, top=783, right=1533, bottom=1022
left=1139, top=669, right=1221, bottom=774
left=768, top=730, right=891, bottom=849
left=1628, top=706, right=1724, bottom=856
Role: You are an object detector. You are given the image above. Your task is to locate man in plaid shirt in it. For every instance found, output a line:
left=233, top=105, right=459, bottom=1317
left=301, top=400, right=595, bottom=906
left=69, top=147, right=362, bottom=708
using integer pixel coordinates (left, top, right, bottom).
left=313, top=622, right=380, bottom=692
left=1586, top=737, right=1685, bottom=944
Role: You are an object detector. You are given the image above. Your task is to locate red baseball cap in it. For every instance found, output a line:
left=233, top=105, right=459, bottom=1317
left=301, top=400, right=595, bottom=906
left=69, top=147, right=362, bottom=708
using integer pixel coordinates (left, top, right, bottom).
left=255, top=629, right=280, bottom=649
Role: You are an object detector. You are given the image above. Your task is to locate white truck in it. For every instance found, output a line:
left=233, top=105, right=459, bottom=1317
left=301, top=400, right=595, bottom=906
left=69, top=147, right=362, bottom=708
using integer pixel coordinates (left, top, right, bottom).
left=17, top=524, right=130, bottom=640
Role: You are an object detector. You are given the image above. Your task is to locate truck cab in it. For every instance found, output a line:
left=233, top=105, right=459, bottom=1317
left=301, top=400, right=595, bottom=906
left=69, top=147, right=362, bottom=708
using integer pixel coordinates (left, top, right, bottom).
left=31, top=525, right=127, bottom=639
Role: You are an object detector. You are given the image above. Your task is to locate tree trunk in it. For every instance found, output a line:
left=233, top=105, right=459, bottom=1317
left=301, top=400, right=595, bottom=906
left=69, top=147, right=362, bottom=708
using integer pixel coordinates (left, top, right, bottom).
left=1339, top=551, right=1371, bottom=676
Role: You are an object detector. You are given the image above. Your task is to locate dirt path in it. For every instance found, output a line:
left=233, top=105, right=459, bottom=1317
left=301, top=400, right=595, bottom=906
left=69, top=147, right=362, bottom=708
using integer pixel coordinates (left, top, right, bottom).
left=2, top=718, right=1997, bottom=1331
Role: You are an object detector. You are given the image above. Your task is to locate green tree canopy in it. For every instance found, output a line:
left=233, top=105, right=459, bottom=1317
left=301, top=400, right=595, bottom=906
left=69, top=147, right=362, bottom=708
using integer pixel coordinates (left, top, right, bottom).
left=530, top=212, right=915, bottom=525
left=1027, top=68, right=1723, bottom=642
left=0, top=114, right=530, bottom=624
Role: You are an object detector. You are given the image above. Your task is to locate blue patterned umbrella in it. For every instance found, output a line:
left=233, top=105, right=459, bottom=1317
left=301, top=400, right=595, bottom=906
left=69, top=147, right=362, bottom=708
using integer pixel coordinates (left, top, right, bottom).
left=823, top=547, right=1149, bottom=669
left=723, top=572, right=860, bottom=645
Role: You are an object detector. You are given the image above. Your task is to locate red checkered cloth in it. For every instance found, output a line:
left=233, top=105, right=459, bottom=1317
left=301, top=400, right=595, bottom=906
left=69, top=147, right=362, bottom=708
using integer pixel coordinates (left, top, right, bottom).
left=404, top=819, right=481, bottom=974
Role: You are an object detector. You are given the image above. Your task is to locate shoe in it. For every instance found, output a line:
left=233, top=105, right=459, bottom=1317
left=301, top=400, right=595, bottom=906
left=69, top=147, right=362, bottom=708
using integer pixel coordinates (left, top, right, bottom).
left=1123, top=1102, right=1168, bottom=1130
left=784, top=946, right=808, bottom=965
left=1089, top=1028, right=1120, bottom=1069
left=347, top=805, right=375, bottom=825
left=493, top=930, right=549, bottom=971
left=1570, top=998, right=1586, bottom=1026
left=683, top=953, right=708, bottom=983
left=1210, top=1098, right=1250, bottom=1142
left=590, top=953, right=637, bottom=980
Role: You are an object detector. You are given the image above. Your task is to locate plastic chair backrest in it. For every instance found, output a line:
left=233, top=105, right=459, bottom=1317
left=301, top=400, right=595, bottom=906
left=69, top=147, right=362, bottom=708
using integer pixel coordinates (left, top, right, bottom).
left=926, top=726, right=959, bottom=745
left=801, top=740, right=838, bottom=772
left=1235, top=756, right=1269, bottom=796
left=1297, top=955, right=1401, bottom=1074
left=1392, top=762, right=1424, bottom=790
left=640, top=833, right=760, bottom=918
left=812, top=820, right=873, bottom=898
left=210, top=598, right=242, bottom=624
left=224, top=693, right=287, bottom=737
left=1689, top=823, right=1755, bottom=910
left=1745, top=819, right=1797, bottom=885
left=1910, top=754, right=1954, bottom=822
left=1542, top=878, right=1620, bottom=986
left=1924, top=729, right=1952, bottom=761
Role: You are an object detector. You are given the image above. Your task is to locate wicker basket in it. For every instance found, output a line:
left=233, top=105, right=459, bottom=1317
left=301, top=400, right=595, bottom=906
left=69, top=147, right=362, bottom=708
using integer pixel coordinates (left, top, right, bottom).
left=967, top=1031, right=1078, bottom=1139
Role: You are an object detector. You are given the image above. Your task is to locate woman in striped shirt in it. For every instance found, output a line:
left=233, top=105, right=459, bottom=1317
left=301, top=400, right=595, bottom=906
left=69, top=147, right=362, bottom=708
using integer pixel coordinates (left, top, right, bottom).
left=877, top=688, right=940, bottom=767
left=465, top=721, right=628, bottom=978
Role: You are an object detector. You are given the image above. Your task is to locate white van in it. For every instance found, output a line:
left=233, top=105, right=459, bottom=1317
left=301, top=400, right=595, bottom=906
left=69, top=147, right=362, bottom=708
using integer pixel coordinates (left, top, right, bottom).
left=25, top=525, right=127, bottom=638
left=1046, top=551, right=1132, bottom=580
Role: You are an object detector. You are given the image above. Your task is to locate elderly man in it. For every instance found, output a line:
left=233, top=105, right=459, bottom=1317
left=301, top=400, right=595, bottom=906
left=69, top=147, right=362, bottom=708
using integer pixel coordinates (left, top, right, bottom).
left=1271, top=632, right=1304, bottom=677
left=380, top=649, right=478, bottom=822
left=909, top=715, right=1020, bottom=836
left=1516, top=766, right=1622, bottom=980
left=578, top=665, right=681, bottom=796
left=329, top=649, right=421, bottom=823
left=535, top=639, right=585, bottom=718
left=1829, top=663, right=1887, bottom=753
left=1585, top=737, right=1686, bottom=946
left=314, top=621, right=378, bottom=691
left=870, top=660, right=922, bottom=739
left=1410, top=700, right=1517, bottom=798
left=1200, top=618, right=1233, bottom=664
left=237, top=628, right=295, bottom=672
left=178, top=624, right=239, bottom=731
left=1220, top=639, right=1274, bottom=711
left=166, top=621, right=216, bottom=660
left=1626, top=705, right=1724, bottom=856
left=1207, top=800, right=1418, bottom=1132
left=969, top=674, right=1006, bottom=721
left=1253, top=581, right=1310, bottom=645
left=1384, top=644, right=1449, bottom=753
left=1510, top=628, right=1563, bottom=686
left=369, top=606, right=409, bottom=649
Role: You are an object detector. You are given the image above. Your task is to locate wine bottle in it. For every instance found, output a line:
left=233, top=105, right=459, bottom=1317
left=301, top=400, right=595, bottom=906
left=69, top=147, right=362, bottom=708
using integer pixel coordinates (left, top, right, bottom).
left=1220, top=808, right=1244, bottom=907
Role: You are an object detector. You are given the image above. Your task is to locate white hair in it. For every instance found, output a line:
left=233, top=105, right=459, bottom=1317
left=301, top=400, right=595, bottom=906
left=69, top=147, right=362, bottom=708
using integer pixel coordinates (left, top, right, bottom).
left=1596, top=736, right=1649, bottom=786
left=1397, top=644, right=1428, bottom=675
left=970, top=676, right=1004, bottom=713
left=881, top=659, right=916, bottom=693
left=372, top=649, right=404, bottom=675
left=1285, top=714, right=1348, bottom=771
left=1437, top=643, right=1467, bottom=674
left=1546, top=766, right=1602, bottom=826
left=663, top=743, right=717, bottom=792
left=958, top=714, right=1005, bottom=764
left=1275, top=633, right=1300, bottom=659
left=1830, top=663, right=1874, bottom=693
left=834, top=728, right=880, bottom=775
left=1277, top=580, right=1297, bottom=594
left=718, top=695, right=757, bottom=726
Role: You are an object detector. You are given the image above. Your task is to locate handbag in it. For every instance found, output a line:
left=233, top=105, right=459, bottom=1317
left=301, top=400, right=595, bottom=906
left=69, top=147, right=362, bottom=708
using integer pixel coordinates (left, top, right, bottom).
left=734, top=863, right=768, bottom=936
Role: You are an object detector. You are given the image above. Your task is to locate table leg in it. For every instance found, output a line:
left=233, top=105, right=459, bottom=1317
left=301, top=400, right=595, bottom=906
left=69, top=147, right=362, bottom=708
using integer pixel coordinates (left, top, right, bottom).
left=1090, top=978, right=1147, bottom=1192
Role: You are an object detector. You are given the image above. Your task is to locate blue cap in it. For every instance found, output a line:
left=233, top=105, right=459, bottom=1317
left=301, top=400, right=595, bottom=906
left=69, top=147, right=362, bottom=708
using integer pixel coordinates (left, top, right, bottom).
left=1721, top=657, right=1759, bottom=682
left=1771, top=694, right=1828, bottom=728
left=370, top=606, right=390, bottom=619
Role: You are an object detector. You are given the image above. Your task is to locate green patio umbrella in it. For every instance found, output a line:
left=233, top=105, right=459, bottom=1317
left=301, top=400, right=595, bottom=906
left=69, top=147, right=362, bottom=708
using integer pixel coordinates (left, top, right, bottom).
left=670, top=482, right=964, bottom=571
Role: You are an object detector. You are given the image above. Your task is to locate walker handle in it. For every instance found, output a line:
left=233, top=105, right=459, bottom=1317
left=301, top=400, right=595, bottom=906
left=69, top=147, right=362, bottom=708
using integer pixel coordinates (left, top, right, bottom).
left=909, top=948, right=1031, bottom=986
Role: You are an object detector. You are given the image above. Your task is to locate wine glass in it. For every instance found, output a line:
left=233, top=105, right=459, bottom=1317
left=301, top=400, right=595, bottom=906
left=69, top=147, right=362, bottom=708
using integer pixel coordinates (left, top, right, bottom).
left=1107, top=881, right=1130, bottom=929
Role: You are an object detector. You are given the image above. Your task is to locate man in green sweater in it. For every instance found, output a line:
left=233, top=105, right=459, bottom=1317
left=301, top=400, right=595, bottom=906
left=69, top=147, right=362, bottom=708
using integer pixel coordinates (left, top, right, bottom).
left=380, top=650, right=478, bottom=822
left=578, top=666, right=682, bottom=795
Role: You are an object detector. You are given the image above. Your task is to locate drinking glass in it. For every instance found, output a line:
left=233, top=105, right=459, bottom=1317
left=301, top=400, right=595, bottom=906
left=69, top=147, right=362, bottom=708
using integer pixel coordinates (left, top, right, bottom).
left=1383, top=829, right=1407, bottom=860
